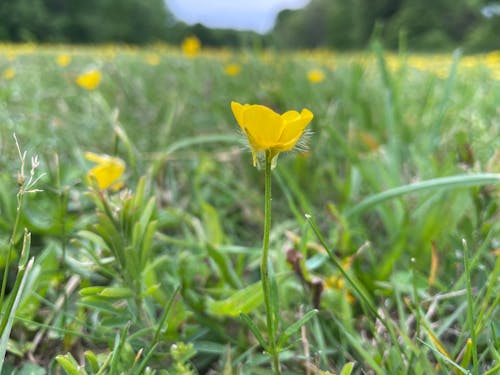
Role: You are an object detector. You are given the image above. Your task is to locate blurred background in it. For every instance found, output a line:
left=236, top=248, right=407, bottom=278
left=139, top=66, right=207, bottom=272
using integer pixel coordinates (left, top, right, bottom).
left=0, top=0, right=500, bottom=51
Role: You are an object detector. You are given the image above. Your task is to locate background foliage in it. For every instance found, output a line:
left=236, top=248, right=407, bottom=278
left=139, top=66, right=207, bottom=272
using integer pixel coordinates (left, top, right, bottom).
left=1, top=0, right=500, bottom=51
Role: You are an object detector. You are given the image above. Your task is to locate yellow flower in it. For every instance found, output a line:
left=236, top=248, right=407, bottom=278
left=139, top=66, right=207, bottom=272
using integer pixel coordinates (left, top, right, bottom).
left=145, top=53, right=160, bottom=66
left=325, top=258, right=355, bottom=304
left=231, top=101, right=313, bottom=167
left=76, top=69, right=102, bottom=90
left=181, top=36, right=201, bottom=57
left=3, top=67, right=16, bottom=80
left=56, top=54, right=71, bottom=67
left=307, top=69, right=325, bottom=83
left=85, top=152, right=125, bottom=191
left=224, top=63, right=241, bottom=76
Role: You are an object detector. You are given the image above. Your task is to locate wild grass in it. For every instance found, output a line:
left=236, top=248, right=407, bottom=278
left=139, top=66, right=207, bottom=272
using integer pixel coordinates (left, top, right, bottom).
left=0, top=43, right=499, bottom=374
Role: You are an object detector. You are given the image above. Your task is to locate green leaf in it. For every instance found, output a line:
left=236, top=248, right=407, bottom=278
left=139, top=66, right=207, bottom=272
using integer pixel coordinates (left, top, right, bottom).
left=206, top=243, right=242, bottom=289
left=84, top=350, right=100, bottom=373
left=132, top=176, right=147, bottom=209
left=138, top=197, right=156, bottom=234
left=139, top=220, right=157, bottom=270
left=222, top=345, right=233, bottom=375
left=152, top=285, right=180, bottom=344
left=346, top=173, right=500, bottom=216
left=56, top=353, right=86, bottom=375
left=206, top=280, right=263, bottom=317
left=79, top=286, right=106, bottom=296
left=201, top=201, right=224, bottom=245
left=206, top=273, right=289, bottom=317
left=0, top=252, right=34, bottom=374
left=109, top=323, right=131, bottom=374
left=80, top=286, right=133, bottom=299
left=339, top=362, right=355, bottom=375
left=239, top=313, right=268, bottom=351
left=277, top=309, right=318, bottom=348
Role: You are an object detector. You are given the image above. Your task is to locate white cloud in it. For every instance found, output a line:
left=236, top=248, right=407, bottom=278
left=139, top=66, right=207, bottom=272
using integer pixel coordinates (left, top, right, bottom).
left=167, top=0, right=310, bottom=33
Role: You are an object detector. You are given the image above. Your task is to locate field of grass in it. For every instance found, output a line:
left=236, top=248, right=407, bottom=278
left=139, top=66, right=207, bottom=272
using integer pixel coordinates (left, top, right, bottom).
left=0, top=42, right=499, bottom=374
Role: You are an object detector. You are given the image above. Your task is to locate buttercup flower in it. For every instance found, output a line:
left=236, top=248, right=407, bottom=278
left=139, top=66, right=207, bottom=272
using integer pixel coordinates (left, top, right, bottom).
left=145, top=53, right=160, bottom=66
left=85, top=152, right=125, bottom=191
left=76, top=69, right=102, bottom=90
left=182, top=36, right=201, bottom=57
left=307, top=69, right=325, bottom=83
left=224, top=63, right=241, bottom=76
left=231, top=101, right=313, bottom=167
left=56, top=54, right=71, bottom=67
left=3, top=67, right=15, bottom=80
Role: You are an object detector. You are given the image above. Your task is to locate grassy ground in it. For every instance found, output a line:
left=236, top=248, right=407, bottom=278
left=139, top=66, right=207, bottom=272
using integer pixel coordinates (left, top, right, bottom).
left=0, top=43, right=499, bottom=374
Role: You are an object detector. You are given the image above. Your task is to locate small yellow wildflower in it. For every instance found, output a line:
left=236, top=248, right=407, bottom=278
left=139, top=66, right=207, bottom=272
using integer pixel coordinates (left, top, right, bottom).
left=231, top=101, right=313, bottom=167
left=56, top=54, right=71, bottom=67
left=76, top=69, right=102, bottom=90
left=181, top=36, right=201, bottom=57
left=145, top=53, right=160, bottom=66
left=3, top=67, right=16, bottom=80
left=307, top=69, right=325, bottom=83
left=224, top=63, right=241, bottom=76
left=325, top=258, right=355, bottom=304
left=85, top=152, right=125, bottom=191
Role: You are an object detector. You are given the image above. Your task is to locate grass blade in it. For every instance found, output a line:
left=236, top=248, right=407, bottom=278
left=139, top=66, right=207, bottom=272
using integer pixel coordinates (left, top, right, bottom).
left=462, top=240, right=479, bottom=375
left=239, top=313, right=268, bottom=351
left=346, top=173, right=500, bottom=216
left=277, top=309, right=318, bottom=349
left=0, top=256, right=34, bottom=373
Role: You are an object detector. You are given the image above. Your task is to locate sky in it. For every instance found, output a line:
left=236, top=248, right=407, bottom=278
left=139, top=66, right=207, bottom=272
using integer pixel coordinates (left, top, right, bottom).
left=167, top=0, right=311, bottom=34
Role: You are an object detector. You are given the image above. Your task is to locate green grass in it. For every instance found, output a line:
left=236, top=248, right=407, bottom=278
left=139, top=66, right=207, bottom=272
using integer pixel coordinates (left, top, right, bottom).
left=0, top=44, right=499, bottom=374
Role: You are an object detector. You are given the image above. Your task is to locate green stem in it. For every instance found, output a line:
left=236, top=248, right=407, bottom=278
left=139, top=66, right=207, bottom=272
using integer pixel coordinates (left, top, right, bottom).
left=463, top=240, right=479, bottom=375
left=261, top=151, right=281, bottom=374
left=0, top=192, right=23, bottom=315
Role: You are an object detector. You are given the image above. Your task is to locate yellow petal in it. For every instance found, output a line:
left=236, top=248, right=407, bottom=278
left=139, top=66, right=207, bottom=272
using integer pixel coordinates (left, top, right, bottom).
left=85, top=152, right=109, bottom=164
left=57, top=54, right=71, bottom=67
left=182, top=36, right=201, bottom=57
left=85, top=153, right=125, bottom=190
left=3, top=67, right=15, bottom=80
left=242, top=105, right=284, bottom=150
left=231, top=101, right=247, bottom=133
left=87, top=163, right=124, bottom=190
left=277, top=108, right=313, bottom=147
left=307, top=69, right=325, bottom=83
left=76, top=69, right=102, bottom=90
left=281, top=110, right=301, bottom=123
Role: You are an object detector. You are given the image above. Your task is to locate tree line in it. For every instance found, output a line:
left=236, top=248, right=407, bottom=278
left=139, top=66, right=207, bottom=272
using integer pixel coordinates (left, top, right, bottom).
left=271, top=0, right=500, bottom=51
left=1, top=0, right=499, bottom=51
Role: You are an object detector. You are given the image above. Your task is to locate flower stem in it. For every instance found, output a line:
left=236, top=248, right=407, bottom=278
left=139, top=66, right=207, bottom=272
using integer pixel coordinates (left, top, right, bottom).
left=261, top=151, right=281, bottom=374
left=0, top=192, right=23, bottom=313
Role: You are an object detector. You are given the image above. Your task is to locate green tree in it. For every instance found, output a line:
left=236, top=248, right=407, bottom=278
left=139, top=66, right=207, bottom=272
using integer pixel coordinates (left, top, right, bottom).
left=271, top=0, right=493, bottom=50
left=0, top=0, right=50, bottom=41
left=0, top=0, right=174, bottom=43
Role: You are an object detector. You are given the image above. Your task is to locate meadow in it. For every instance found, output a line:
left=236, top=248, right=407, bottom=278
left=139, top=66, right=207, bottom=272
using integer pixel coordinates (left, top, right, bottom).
left=0, top=42, right=499, bottom=374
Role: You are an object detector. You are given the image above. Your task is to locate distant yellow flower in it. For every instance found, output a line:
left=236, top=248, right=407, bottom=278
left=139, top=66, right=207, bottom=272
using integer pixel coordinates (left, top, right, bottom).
left=231, top=101, right=313, bottom=167
left=3, top=67, right=15, bottom=80
left=56, top=54, right=71, bottom=67
left=76, top=69, right=102, bottom=90
left=181, top=36, right=201, bottom=57
left=307, top=69, right=325, bottom=83
left=85, top=152, right=125, bottom=191
left=224, top=63, right=241, bottom=76
left=325, top=258, right=355, bottom=304
left=145, top=53, right=160, bottom=66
